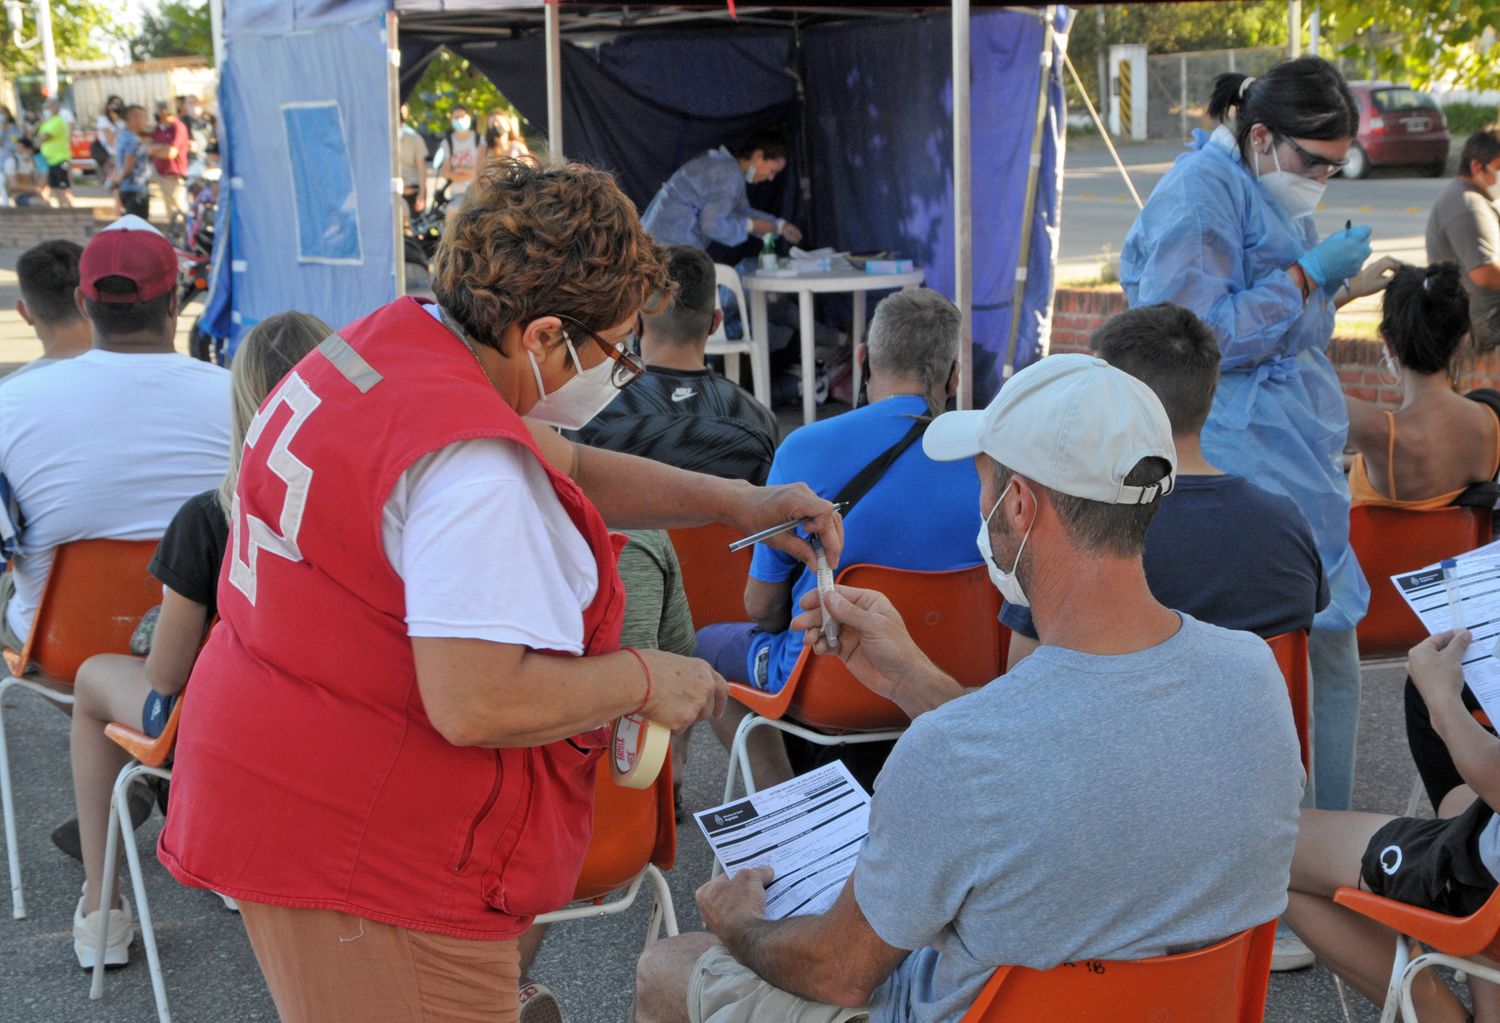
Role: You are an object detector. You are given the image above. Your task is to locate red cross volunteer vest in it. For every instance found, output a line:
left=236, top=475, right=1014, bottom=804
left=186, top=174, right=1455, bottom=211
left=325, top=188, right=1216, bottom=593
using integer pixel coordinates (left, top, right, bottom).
left=158, top=297, right=626, bottom=940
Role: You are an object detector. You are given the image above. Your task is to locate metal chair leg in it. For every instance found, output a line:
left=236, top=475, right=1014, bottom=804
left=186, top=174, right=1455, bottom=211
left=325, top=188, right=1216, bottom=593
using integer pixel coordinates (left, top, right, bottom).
left=89, top=766, right=127, bottom=999
left=1375, top=936, right=1411, bottom=1023
left=1400, top=950, right=1500, bottom=1022
left=644, top=864, right=679, bottom=944
left=119, top=766, right=172, bottom=1022
left=0, top=678, right=25, bottom=919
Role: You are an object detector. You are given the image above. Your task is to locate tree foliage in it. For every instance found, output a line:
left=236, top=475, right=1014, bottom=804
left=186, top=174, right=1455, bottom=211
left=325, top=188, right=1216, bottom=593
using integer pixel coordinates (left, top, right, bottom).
left=0, top=0, right=125, bottom=76
left=1316, top=0, right=1500, bottom=93
left=131, top=1, right=212, bottom=64
left=405, top=49, right=520, bottom=138
left=1067, top=2, right=1289, bottom=106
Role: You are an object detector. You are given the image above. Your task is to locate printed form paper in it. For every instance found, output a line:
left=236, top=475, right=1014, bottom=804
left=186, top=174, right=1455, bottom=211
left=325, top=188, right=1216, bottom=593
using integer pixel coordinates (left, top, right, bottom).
left=1392, top=537, right=1500, bottom=722
left=694, top=761, right=870, bottom=920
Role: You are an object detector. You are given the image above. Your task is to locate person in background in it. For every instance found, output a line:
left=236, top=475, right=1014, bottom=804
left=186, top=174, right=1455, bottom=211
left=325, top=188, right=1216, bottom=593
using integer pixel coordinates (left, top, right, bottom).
left=642, top=125, right=803, bottom=259
left=93, top=96, right=123, bottom=187
left=149, top=99, right=190, bottom=225
left=570, top=245, right=778, bottom=486
left=0, top=215, right=231, bottom=655
left=398, top=103, right=428, bottom=218
left=0, top=107, right=19, bottom=206
left=433, top=103, right=485, bottom=216
left=514, top=526, right=698, bottom=1023
left=1004, top=302, right=1328, bottom=655
left=66, top=311, right=326, bottom=970
left=694, top=288, right=980, bottom=789
left=1427, top=130, right=1500, bottom=351
left=9, top=240, right=91, bottom=383
left=112, top=106, right=153, bottom=220
left=507, top=112, right=531, bottom=159
left=1120, top=57, right=1398, bottom=833
left=1346, top=262, right=1497, bottom=508
left=34, top=98, right=72, bottom=208
left=635, top=354, right=1303, bottom=1023
left=3, top=137, right=49, bottom=207
left=1287, top=629, right=1500, bottom=1023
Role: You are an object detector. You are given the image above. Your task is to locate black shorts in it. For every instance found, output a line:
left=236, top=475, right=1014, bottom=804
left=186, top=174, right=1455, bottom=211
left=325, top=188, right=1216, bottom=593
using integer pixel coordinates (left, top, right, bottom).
left=1361, top=798, right=1497, bottom=917
left=46, top=161, right=70, bottom=190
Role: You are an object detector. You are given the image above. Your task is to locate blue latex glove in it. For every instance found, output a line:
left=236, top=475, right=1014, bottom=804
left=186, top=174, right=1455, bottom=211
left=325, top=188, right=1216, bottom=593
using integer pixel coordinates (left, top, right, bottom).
left=1297, top=225, right=1372, bottom=287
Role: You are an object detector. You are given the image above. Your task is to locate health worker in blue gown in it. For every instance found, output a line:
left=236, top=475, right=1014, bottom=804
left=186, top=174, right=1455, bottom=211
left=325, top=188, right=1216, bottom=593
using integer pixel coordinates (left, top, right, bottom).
left=1120, top=57, right=1399, bottom=813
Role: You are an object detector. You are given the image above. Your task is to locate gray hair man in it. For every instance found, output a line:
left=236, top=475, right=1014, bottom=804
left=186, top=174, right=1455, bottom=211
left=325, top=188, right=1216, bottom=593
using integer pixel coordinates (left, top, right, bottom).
left=638, top=354, right=1302, bottom=1023
left=694, top=287, right=977, bottom=791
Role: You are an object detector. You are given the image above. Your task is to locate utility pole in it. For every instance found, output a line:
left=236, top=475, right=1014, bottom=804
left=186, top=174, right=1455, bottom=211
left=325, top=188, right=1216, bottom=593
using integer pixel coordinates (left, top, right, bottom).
left=35, top=0, right=56, bottom=99
left=1309, top=7, right=1321, bottom=57
left=1095, top=6, right=1106, bottom=111
left=1289, top=0, right=1302, bottom=58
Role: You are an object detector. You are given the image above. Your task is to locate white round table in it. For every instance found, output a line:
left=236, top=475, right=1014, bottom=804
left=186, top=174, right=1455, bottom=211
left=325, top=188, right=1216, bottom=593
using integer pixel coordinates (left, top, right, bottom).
left=740, top=266, right=926, bottom=424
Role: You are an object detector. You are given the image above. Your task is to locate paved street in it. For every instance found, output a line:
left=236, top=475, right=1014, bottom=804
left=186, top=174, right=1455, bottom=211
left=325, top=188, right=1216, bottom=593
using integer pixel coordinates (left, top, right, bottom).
left=1059, top=136, right=1450, bottom=344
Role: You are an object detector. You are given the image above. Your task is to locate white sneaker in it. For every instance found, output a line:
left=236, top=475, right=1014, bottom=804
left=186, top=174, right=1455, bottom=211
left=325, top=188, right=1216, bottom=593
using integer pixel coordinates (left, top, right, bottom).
left=73, top=893, right=135, bottom=970
left=518, top=978, right=564, bottom=1023
left=1271, top=930, right=1315, bottom=972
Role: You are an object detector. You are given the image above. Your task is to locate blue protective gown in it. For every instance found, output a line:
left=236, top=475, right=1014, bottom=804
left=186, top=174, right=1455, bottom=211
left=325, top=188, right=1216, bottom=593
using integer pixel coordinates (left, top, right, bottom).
left=1120, top=127, right=1367, bottom=631
left=640, top=146, right=776, bottom=250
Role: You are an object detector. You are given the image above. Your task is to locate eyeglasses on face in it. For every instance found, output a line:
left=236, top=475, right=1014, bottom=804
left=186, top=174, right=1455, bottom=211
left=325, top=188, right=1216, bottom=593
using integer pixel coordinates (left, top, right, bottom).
left=553, top=314, right=644, bottom=389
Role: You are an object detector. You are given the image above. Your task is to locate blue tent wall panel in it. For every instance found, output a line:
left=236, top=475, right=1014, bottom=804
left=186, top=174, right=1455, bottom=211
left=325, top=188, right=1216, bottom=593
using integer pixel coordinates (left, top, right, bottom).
left=224, top=13, right=394, bottom=339
left=225, top=0, right=387, bottom=37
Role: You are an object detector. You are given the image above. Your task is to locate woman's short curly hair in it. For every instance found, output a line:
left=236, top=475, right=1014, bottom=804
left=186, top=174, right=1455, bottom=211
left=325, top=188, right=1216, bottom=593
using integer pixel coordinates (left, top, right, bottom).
left=433, top=158, right=672, bottom=351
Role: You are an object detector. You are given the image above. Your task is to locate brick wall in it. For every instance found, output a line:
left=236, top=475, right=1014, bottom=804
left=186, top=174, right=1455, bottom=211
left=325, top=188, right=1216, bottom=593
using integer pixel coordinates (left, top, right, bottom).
left=1050, top=287, right=1500, bottom=409
left=0, top=207, right=106, bottom=249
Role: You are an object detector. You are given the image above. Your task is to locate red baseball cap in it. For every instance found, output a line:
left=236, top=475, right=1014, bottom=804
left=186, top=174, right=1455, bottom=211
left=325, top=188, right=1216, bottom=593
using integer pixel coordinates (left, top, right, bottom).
left=79, top=215, right=178, bottom=304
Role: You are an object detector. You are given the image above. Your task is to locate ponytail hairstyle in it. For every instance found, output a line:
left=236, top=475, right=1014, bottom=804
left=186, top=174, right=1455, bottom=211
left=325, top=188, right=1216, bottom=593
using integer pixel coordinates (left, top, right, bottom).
left=217, top=312, right=330, bottom=518
left=1380, top=263, right=1470, bottom=376
left=1206, top=56, right=1358, bottom=160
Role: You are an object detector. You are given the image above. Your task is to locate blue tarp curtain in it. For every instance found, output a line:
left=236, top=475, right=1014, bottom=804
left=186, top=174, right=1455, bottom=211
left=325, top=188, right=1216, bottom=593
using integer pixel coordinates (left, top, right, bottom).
left=210, top=12, right=395, bottom=353
left=215, top=3, right=1066, bottom=399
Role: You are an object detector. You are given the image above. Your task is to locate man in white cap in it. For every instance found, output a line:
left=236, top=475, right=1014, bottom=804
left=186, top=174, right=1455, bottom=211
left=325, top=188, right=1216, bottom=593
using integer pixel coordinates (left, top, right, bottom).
left=634, top=354, right=1303, bottom=1023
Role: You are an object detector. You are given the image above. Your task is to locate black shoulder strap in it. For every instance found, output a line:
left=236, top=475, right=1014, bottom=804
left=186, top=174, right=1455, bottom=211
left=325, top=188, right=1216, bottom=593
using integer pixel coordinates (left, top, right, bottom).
left=1466, top=388, right=1500, bottom=423
left=833, top=416, right=928, bottom=517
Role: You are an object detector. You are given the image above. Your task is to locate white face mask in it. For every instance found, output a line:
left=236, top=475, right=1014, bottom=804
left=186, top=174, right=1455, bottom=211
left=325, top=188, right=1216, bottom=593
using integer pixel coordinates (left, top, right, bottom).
left=744, top=161, right=758, bottom=184
left=1486, top=174, right=1500, bottom=203
left=1257, top=140, right=1326, bottom=220
left=451, top=116, right=471, bottom=133
left=525, top=338, right=619, bottom=430
left=976, top=481, right=1034, bottom=608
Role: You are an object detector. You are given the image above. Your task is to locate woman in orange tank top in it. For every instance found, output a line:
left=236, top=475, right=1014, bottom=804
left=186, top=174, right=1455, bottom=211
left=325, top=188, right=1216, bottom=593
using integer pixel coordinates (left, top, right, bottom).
left=1346, top=262, right=1500, bottom=509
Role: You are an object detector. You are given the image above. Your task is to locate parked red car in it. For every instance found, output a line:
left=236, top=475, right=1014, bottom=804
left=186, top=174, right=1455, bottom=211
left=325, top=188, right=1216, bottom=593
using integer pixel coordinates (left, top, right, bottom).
left=1341, top=82, right=1450, bottom=179
left=69, top=130, right=98, bottom=176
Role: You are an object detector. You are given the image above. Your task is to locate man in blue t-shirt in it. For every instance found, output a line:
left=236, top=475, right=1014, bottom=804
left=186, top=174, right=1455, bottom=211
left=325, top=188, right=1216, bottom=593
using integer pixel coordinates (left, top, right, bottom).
left=695, top=289, right=980, bottom=788
left=1002, top=303, right=1329, bottom=666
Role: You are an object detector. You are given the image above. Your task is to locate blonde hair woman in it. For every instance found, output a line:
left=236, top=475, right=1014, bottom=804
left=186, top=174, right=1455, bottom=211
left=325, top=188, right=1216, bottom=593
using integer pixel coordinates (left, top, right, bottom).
left=66, top=311, right=328, bottom=970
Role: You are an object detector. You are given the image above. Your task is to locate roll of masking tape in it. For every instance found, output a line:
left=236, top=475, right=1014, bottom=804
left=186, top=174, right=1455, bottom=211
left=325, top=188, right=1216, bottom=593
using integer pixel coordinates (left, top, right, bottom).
left=611, top=713, right=669, bottom=789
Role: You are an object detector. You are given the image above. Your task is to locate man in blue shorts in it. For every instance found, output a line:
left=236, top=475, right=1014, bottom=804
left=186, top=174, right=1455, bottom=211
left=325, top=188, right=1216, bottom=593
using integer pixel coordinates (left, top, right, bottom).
left=694, top=288, right=980, bottom=788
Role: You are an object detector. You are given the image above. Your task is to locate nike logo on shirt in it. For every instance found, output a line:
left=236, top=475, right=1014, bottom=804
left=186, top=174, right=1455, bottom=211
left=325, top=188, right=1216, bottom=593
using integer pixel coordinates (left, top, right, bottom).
left=671, top=387, right=697, bottom=403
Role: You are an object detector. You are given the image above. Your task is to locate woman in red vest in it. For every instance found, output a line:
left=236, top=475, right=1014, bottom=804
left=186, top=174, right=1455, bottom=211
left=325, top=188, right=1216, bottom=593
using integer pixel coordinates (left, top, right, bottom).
left=159, top=159, right=841, bottom=1022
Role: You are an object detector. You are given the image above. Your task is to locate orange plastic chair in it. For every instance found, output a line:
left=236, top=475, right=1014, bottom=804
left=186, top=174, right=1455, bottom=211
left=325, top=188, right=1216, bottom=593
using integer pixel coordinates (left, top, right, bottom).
left=91, top=696, right=185, bottom=1021
left=535, top=756, right=679, bottom=946
left=723, top=563, right=1006, bottom=800
left=0, top=538, right=160, bottom=920
left=1265, top=631, right=1311, bottom=776
left=1350, top=503, right=1493, bottom=660
left=1333, top=883, right=1500, bottom=1022
left=959, top=920, right=1276, bottom=1022
left=668, top=523, right=754, bottom=632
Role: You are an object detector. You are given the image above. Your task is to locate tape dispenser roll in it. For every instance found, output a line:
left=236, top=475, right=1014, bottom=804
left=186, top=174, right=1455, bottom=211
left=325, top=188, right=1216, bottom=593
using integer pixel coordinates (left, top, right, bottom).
left=611, top=713, right=670, bottom=789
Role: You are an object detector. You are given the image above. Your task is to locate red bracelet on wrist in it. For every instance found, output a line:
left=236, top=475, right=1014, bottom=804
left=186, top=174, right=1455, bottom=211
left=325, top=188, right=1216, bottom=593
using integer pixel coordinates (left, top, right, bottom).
left=622, top=646, right=652, bottom=717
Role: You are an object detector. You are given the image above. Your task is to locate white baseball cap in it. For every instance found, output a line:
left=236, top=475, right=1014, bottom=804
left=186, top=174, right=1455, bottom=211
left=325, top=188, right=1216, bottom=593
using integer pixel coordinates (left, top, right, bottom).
left=923, top=354, right=1177, bottom=505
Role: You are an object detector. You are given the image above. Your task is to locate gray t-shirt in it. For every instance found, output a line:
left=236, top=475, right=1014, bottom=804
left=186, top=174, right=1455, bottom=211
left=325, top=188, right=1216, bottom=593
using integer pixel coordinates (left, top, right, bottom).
left=854, top=614, right=1303, bottom=1023
left=1427, top=177, right=1500, bottom=350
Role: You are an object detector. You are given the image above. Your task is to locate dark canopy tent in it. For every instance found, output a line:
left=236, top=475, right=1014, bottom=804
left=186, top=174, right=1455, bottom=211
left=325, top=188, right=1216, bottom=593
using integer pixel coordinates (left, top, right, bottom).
left=206, top=1, right=1068, bottom=403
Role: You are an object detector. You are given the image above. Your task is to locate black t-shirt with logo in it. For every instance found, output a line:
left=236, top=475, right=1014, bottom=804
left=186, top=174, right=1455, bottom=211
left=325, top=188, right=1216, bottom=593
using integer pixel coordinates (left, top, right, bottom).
left=569, top=367, right=778, bottom=485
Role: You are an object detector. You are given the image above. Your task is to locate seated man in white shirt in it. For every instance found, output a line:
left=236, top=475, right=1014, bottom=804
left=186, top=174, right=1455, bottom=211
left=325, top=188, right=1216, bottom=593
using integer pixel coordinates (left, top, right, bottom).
left=634, top=355, right=1303, bottom=1023
left=0, top=215, right=232, bottom=652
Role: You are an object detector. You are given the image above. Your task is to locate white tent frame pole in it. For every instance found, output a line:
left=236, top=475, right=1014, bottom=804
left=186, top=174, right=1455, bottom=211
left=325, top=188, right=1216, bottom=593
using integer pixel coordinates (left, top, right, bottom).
left=388, top=11, right=405, bottom=297
left=1002, top=6, right=1058, bottom=380
left=546, top=0, right=563, bottom=158
left=209, top=0, right=225, bottom=69
left=952, top=0, right=973, bottom=409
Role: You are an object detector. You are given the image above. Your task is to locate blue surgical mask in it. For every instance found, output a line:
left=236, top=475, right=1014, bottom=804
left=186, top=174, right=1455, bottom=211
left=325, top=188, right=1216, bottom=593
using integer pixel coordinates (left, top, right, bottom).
left=451, top=116, right=471, bottom=133
left=744, top=162, right=758, bottom=184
